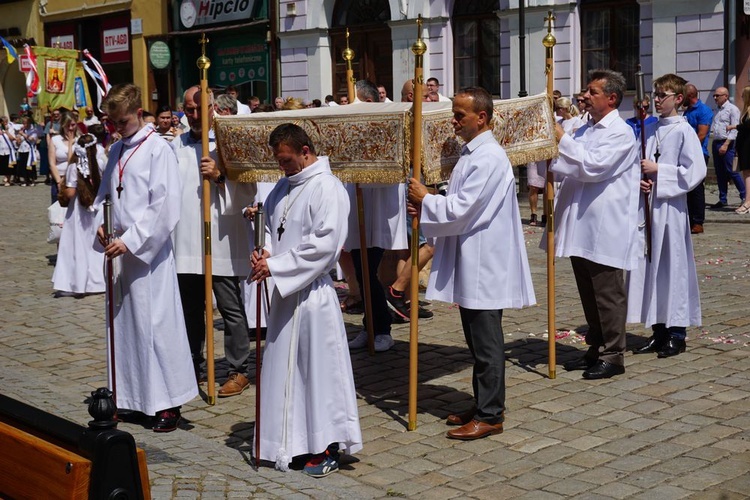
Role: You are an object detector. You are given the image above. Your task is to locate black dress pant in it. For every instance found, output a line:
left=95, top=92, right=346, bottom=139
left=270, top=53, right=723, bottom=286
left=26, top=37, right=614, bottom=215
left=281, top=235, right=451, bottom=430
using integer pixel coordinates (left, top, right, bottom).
left=459, top=307, right=505, bottom=424
left=351, top=247, right=391, bottom=335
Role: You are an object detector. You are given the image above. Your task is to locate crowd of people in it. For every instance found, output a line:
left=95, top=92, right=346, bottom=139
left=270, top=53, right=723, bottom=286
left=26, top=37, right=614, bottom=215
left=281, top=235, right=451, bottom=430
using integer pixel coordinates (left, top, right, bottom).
left=23, top=66, right=744, bottom=478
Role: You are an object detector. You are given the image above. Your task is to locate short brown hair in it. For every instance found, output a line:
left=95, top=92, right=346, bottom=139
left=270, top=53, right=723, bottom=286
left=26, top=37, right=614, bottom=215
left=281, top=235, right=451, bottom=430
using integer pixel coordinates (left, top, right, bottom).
left=269, top=123, right=316, bottom=155
left=103, top=84, right=142, bottom=116
left=653, top=73, right=687, bottom=98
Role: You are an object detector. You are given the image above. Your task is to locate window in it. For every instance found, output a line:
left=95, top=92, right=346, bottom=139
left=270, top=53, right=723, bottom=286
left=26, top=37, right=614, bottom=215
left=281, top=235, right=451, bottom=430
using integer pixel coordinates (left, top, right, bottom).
left=453, top=1, right=501, bottom=96
left=332, top=0, right=390, bottom=26
left=580, top=0, right=640, bottom=89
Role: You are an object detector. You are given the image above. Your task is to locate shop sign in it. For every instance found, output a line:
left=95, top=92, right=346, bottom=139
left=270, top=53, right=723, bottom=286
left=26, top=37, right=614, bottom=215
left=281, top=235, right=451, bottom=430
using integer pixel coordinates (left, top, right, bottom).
left=103, top=27, right=129, bottom=54
left=180, top=0, right=257, bottom=29
left=19, top=54, right=31, bottom=72
left=149, top=41, right=171, bottom=70
left=52, top=35, right=75, bottom=50
left=209, top=35, right=268, bottom=86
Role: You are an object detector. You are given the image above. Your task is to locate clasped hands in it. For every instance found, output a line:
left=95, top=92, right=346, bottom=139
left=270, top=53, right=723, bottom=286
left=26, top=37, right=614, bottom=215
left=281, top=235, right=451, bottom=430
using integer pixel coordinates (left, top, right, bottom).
left=250, top=249, right=271, bottom=282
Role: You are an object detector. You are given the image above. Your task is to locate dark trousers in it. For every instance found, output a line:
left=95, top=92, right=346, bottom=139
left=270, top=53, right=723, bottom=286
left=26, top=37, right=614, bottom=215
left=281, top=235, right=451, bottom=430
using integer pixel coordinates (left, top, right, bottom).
left=712, top=141, right=745, bottom=204
left=686, top=154, right=708, bottom=225
left=652, top=323, right=686, bottom=341
left=15, top=152, right=34, bottom=184
left=570, top=257, right=627, bottom=366
left=459, top=307, right=505, bottom=424
left=351, top=247, right=391, bottom=335
left=177, top=274, right=251, bottom=376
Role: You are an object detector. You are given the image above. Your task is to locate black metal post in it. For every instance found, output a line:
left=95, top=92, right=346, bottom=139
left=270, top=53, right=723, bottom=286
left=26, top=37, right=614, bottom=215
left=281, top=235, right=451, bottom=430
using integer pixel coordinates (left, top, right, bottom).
left=518, top=0, right=528, bottom=97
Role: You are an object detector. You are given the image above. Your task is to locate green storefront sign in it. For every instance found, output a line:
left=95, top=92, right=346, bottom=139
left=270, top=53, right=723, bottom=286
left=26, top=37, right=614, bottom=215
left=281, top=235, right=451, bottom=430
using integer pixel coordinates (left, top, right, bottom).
left=209, top=34, right=268, bottom=88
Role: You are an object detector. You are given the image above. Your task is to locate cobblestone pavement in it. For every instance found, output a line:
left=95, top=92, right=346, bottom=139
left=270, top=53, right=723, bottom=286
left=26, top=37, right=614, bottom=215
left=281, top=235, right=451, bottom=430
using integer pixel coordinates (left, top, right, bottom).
left=1, top=182, right=749, bottom=499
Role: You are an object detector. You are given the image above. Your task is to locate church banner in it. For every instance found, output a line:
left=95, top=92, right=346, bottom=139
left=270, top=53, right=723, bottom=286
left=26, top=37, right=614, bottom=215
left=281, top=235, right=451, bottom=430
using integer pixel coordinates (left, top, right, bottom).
left=33, top=46, right=78, bottom=111
left=214, top=93, right=557, bottom=184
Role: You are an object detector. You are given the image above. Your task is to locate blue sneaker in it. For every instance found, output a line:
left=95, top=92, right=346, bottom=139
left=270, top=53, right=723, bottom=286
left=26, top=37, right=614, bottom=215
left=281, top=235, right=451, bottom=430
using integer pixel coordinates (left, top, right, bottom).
left=302, top=448, right=340, bottom=478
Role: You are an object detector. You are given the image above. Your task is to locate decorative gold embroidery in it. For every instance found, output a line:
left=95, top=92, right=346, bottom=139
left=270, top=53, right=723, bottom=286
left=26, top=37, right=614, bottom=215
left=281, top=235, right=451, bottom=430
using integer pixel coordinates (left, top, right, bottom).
left=215, top=94, right=557, bottom=185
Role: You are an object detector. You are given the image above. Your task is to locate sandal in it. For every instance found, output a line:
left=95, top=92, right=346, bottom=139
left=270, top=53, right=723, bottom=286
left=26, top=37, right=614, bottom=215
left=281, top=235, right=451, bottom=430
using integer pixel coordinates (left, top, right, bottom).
left=735, top=204, right=750, bottom=214
left=529, top=213, right=538, bottom=226
left=340, top=295, right=364, bottom=314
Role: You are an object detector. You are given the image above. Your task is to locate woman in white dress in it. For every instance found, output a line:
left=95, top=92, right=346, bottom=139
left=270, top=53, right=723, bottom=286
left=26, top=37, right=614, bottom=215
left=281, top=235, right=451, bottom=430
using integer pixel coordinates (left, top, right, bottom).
left=52, top=134, right=105, bottom=296
left=48, top=113, right=79, bottom=204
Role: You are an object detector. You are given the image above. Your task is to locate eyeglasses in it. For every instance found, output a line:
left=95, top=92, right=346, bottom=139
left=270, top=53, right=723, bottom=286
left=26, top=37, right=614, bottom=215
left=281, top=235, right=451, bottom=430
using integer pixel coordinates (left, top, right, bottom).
left=653, top=92, right=675, bottom=100
left=576, top=99, right=585, bottom=103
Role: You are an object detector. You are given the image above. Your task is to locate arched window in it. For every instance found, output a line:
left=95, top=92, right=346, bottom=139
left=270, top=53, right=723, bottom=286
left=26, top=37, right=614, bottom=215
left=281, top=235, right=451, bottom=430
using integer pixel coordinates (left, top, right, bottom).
left=453, top=0, right=501, bottom=96
left=580, top=0, right=640, bottom=89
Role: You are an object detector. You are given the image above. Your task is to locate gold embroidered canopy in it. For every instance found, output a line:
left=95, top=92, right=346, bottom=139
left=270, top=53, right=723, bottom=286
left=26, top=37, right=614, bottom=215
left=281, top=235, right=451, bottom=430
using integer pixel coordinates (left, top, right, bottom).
left=214, top=93, right=558, bottom=184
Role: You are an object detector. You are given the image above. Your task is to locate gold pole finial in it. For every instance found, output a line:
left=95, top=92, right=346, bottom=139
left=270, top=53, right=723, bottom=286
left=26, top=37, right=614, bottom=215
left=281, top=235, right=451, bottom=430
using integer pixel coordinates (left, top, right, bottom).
left=342, top=28, right=355, bottom=64
left=543, top=11, right=557, bottom=48
left=412, top=15, right=427, bottom=56
left=197, top=33, right=211, bottom=73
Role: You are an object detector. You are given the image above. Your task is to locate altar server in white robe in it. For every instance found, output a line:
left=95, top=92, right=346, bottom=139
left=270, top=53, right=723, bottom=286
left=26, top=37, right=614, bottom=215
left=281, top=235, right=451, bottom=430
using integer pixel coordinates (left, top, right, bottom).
left=346, top=80, right=408, bottom=352
left=96, top=84, right=197, bottom=432
left=250, top=123, right=362, bottom=477
left=544, top=69, right=641, bottom=380
left=173, top=85, right=256, bottom=398
left=408, top=87, right=535, bottom=441
left=628, top=74, right=705, bottom=358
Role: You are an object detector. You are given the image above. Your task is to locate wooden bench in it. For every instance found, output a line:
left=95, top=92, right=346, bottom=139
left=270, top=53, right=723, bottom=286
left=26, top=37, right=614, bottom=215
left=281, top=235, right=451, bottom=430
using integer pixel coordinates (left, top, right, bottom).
left=0, top=392, right=150, bottom=499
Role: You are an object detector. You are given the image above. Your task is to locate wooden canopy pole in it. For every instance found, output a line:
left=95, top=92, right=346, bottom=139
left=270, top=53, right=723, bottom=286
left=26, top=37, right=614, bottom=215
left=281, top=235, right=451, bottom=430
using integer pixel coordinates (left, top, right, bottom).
left=408, top=16, right=426, bottom=431
left=197, top=34, right=216, bottom=405
left=343, top=29, right=376, bottom=356
left=543, top=12, right=557, bottom=380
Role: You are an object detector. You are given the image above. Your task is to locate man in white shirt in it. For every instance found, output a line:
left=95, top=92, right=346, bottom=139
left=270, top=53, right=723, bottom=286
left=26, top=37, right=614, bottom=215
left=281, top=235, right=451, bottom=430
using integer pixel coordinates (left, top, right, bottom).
left=408, top=87, right=535, bottom=440
left=426, top=77, right=452, bottom=102
left=377, top=83, right=392, bottom=103
left=226, top=85, right=252, bottom=115
left=547, top=69, right=640, bottom=380
left=82, top=107, right=100, bottom=128
left=709, top=86, right=745, bottom=207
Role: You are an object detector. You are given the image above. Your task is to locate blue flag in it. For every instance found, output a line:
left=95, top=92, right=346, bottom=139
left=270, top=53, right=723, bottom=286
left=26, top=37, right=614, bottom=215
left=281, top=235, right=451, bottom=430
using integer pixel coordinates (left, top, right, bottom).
left=0, top=36, right=17, bottom=64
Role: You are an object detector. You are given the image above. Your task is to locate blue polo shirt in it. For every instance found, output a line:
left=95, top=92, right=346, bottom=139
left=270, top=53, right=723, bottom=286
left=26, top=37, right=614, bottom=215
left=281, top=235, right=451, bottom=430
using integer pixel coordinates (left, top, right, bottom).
left=684, top=99, right=713, bottom=157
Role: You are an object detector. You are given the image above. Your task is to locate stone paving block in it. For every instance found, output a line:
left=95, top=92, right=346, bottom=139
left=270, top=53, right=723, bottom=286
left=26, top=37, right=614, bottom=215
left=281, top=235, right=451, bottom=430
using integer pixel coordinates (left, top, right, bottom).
left=542, top=477, right=595, bottom=496
left=510, top=436, right=561, bottom=454
left=590, top=481, right=643, bottom=499
left=619, top=469, right=672, bottom=489
left=565, top=451, right=617, bottom=469
left=470, top=483, right=528, bottom=500
left=631, top=484, right=692, bottom=499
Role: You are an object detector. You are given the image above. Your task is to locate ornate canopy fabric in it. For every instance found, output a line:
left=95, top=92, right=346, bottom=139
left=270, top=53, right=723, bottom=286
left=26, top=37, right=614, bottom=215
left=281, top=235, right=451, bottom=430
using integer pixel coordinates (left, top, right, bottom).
left=214, top=93, right=558, bottom=184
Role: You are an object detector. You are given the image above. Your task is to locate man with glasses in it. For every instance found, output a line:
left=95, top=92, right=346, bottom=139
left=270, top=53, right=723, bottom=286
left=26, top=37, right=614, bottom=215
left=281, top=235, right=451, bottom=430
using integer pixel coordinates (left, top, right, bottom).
left=426, top=77, right=452, bottom=102
left=709, top=87, right=744, bottom=208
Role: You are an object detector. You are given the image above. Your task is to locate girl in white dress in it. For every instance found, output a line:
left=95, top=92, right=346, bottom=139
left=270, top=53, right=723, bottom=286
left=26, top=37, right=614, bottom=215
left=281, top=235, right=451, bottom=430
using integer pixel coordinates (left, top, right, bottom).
left=52, top=134, right=105, bottom=295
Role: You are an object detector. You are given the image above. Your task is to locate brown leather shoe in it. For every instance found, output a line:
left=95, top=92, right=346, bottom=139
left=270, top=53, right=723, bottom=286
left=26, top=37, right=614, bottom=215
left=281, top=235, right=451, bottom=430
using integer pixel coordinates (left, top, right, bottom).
left=446, top=407, right=477, bottom=426
left=691, top=224, right=704, bottom=234
left=446, top=419, right=503, bottom=440
left=218, top=373, right=250, bottom=397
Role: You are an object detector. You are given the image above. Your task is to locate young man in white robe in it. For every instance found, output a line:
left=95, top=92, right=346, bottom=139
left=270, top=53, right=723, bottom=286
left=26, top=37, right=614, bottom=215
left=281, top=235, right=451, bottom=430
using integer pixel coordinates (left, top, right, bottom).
left=408, top=87, right=536, bottom=440
left=628, top=73, right=705, bottom=357
left=250, top=123, right=362, bottom=477
left=96, top=84, right=198, bottom=432
left=545, top=69, right=641, bottom=380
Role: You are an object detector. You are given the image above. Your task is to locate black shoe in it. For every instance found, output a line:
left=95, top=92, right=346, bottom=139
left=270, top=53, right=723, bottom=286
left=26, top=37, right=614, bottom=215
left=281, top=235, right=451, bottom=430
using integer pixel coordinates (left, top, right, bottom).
left=709, top=201, right=726, bottom=209
left=632, top=336, right=666, bottom=354
left=153, top=407, right=181, bottom=432
left=386, top=286, right=410, bottom=320
left=582, top=360, right=625, bottom=379
left=563, top=356, right=597, bottom=371
left=410, top=302, right=433, bottom=319
left=657, top=338, right=686, bottom=358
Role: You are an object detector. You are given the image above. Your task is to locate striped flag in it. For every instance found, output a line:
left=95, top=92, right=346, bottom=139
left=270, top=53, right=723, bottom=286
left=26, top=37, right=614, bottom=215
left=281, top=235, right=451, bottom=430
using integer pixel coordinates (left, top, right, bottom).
left=0, top=36, right=17, bottom=64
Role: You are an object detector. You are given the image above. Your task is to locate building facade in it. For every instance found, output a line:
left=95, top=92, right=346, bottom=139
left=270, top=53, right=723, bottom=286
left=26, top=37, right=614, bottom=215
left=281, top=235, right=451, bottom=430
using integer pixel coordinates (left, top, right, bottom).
left=0, top=0, right=746, bottom=116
